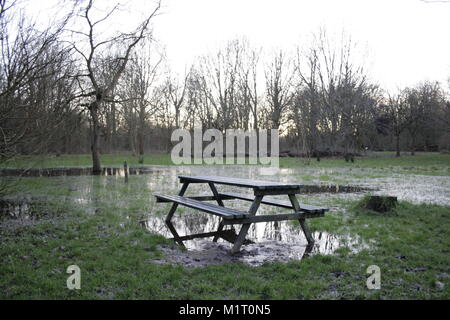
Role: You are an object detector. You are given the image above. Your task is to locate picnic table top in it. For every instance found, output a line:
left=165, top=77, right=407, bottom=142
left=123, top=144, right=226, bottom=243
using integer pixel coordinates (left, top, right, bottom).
left=178, top=175, right=304, bottom=190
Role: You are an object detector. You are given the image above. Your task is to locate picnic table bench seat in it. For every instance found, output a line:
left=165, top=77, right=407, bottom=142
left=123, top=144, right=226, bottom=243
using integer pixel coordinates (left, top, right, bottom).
left=155, top=192, right=327, bottom=219
left=218, top=192, right=328, bottom=216
left=154, top=193, right=247, bottom=219
left=155, top=192, right=327, bottom=221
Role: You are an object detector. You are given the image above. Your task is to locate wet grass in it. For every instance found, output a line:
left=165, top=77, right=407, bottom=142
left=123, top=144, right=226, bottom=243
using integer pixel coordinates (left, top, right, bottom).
left=3, top=152, right=450, bottom=176
left=281, top=152, right=450, bottom=176
left=1, top=175, right=449, bottom=299
left=2, top=153, right=174, bottom=168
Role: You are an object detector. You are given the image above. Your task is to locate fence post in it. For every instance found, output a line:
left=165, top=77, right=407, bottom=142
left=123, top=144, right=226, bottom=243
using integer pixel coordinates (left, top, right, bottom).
left=124, top=161, right=129, bottom=183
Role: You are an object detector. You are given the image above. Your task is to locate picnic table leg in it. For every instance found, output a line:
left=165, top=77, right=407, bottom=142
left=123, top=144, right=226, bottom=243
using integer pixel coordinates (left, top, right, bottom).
left=288, top=194, right=314, bottom=245
left=230, top=195, right=263, bottom=254
left=208, top=182, right=227, bottom=242
left=212, top=220, right=224, bottom=242
left=165, top=182, right=190, bottom=247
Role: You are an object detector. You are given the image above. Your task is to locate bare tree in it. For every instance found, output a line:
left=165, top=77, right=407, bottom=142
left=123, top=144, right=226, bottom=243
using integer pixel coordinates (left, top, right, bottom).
left=265, top=50, right=294, bottom=130
left=163, top=70, right=188, bottom=129
left=199, top=40, right=245, bottom=131
left=0, top=0, right=78, bottom=196
left=234, top=39, right=261, bottom=131
left=155, top=83, right=175, bottom=152
left=184, top=66, right=214, bottom=130
left=404, top=81, right=444, bottom=154
left=0, top=0, right=75, bottom=161
left=292, top=45, right=321, bottom=159
left=119, top=43, right=164, bottom=162
left=70, top=0, right=161, bottom=173
left=292, top=29, right=378, bottom=160
left=383, top=92, right=410, bottom=157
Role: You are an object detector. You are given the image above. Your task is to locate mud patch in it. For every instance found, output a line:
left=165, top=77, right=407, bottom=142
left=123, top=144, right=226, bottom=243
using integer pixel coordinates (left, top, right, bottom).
left=0, top=197, right=49, bottom=220
left=150, top=230, right=369, bottom=267
left=0, top=197, right=63, bottom=231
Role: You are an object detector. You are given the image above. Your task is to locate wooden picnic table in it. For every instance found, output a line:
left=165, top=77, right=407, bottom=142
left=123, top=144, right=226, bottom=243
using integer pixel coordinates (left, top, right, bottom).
left=154, top=175, right=329, bottom=254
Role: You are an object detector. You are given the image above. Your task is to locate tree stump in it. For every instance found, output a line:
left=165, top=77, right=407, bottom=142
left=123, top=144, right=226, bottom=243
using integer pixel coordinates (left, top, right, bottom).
left=364, top=196, right=397, bottom=213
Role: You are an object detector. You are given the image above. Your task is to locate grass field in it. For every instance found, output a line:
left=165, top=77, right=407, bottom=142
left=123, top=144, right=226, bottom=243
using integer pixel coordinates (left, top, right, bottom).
left=0, top=152, right=449, bottom=299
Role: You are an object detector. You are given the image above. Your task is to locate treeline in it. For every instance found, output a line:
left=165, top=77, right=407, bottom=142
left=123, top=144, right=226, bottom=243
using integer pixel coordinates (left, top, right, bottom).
left=1, top=0, right=449, bottom=169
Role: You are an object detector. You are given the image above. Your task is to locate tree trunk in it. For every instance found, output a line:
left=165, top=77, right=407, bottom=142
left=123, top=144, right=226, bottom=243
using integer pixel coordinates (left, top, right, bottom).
left=137, top=126, right=144, bottom=164
left=175, top=107, right=180, bottom=129
left=138, top=107, right=145, bottom=163
left=105, top=101, right=116, bottom=153
left=395, top=132, right=401, bottom=157
left=129, top=128, right=136, bottom=156
left=410, top=132, right=416, bottom=156
left=90, top=104, right=102, bottom=174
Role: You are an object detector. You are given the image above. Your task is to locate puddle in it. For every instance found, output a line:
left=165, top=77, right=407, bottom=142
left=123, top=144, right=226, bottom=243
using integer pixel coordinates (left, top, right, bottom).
left=0, top=166, right=161, bottom=177
left=143, top=212, right=369, bottom=267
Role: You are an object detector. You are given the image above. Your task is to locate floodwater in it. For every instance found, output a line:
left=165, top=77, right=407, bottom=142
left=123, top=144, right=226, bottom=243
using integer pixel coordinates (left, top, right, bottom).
left=1, top=164, right=449, bottom=266
left=0, top=166, right=160, bottom=177
left=143, top=202, right=369, bottom=254
left=143, top=213, right=369, bottom=267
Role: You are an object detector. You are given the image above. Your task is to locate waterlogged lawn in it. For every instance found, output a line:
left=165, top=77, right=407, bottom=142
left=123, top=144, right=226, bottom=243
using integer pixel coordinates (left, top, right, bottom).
left=2, top=153, right=174, bottom=168
left=1, top=171, right=449, bottom=299
left=280, top=152, right=450, bottom=176
left=3, top=152, right=450, bottom=176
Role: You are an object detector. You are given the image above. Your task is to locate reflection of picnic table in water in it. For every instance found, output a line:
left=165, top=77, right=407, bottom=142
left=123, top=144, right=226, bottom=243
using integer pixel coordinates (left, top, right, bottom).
left=154, top=175, right=329, bottom=254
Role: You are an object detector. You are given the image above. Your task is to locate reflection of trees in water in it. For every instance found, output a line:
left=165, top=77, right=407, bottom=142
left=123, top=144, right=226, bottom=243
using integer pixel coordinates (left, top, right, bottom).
left=262, top=221, right=281, bottom=241
left=143, top=216, right=169, bottom=236
left=246, top=219, right=306, bottom=243
left=180, top=212, right=220, bottom=235
left=311, top=231, right=363, bottom=255
left=144, top=212, right=366, bottom=255
left=147, top=211, right=310, bottom=244
left=145, top=212, right=222, bottom=238
left=146, top=169, right=180, bottom=191
left=312, top=232, right=339, bottom=255
left=0, top=166, right=166, bottom=178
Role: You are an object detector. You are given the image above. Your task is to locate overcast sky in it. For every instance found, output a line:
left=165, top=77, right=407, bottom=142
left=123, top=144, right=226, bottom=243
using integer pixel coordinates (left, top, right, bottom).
left=28, top=0, right=450, bottom=92
left=154, top=0, right=450, bottom=92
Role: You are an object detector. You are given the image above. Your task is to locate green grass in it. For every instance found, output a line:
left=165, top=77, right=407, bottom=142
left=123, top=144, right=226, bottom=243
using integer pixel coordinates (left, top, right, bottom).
left=1, top=175, right=449, bottom=299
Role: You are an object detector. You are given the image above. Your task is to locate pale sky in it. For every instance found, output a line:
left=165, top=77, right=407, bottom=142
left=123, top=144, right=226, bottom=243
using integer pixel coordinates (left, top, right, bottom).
left=26, top=0, right=450, bottom=92
left=154, top=0, right=450, bottom=92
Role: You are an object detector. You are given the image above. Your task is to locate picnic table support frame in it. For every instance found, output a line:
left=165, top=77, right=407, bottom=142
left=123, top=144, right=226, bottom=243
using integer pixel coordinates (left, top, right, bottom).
left=288, top=194, right=314, bottom=245
left=164, top=182, right=190, bottom=247
left=230, top=195, right=263, bottom=254
left=164, top=181, right=244, bottom=246
left=208, top=182, right=226, bottom=243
